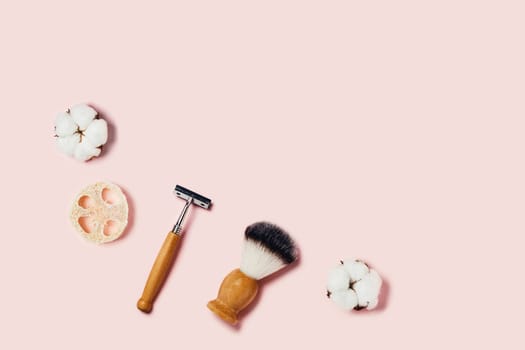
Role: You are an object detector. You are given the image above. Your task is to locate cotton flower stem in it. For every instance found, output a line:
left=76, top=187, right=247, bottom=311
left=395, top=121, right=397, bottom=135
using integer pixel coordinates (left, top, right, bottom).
left=76, top=127, right=84, bottom=141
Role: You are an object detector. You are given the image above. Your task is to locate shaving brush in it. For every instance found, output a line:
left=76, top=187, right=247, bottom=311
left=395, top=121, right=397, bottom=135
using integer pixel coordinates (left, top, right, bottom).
left=207, top=222, right=298, bottom=325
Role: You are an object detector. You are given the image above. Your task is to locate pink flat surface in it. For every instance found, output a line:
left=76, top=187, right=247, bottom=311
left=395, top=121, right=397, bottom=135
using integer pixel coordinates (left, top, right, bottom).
left=1, top=1, right=524, bottom=348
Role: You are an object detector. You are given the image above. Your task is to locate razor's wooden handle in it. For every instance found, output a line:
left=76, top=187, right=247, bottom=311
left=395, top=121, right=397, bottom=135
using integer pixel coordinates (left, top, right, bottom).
left=137, top=232, right=181, bottom=313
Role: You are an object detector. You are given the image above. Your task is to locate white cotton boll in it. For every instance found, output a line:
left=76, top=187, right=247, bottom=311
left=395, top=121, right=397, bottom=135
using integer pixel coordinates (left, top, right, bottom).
left=327, top=265, right=350, bottom=292
left=366, top=298, right=379, bottom=310
left=54, top=104, right=109, bottom=161
left=365, top=269, right=382, bottom=290
left=56, top=133, right=80, bottom=156
left=330, top=289, right=358, bottom=310
left=74, top=138, right=101, bottom=161
left=342, top=259, right=369, bottom=282
left=354, top=272, right=382, bottom=298
left=353, top=269, right=382, bottom=310
left=70, top=104, right=97, bottom=130
left=327, top=259, right=383, bottom=312
left=55, top=112, right=77, bottom=137
left=353, top=280, right=376, bottom=308
left=83, top=119, right=108, bottom=147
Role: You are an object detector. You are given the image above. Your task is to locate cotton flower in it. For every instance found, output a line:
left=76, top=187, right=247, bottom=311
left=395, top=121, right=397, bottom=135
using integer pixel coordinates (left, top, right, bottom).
left=54, top=104, right=108, bottom=161
left=326, top=259, right=382, bottom=311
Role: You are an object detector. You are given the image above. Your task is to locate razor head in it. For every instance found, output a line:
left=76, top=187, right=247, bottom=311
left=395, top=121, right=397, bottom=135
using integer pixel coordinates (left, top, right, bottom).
left=174, top=185, right=212, bottom=209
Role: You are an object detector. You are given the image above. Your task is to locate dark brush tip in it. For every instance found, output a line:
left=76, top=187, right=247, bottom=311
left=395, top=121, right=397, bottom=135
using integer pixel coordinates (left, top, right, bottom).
left=244, top=222, right=298, bottom=264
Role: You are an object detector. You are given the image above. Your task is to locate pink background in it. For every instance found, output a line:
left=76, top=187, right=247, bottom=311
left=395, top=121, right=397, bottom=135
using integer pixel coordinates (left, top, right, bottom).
left=1, top=1, right=524, bottom=348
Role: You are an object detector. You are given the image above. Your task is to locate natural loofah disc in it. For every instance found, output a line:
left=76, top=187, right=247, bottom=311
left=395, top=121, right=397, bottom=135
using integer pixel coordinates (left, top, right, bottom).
left=70, top=182, right=128, bottom=243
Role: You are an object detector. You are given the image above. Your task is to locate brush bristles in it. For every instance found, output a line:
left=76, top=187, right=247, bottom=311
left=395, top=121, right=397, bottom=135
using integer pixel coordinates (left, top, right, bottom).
left=240, top=222, right=298, bottom=280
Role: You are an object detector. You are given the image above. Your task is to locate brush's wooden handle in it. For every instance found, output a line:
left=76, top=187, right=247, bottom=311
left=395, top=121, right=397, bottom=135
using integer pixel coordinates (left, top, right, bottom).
left=207, top=269, right=259, bottom=325
left=137, top=232, right=181, bottom=313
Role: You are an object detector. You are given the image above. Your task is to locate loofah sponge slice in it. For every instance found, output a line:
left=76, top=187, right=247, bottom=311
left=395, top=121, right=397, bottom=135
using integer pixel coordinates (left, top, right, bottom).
left=70, top=182, right=128, bottom=244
